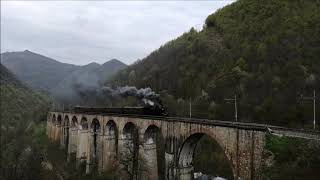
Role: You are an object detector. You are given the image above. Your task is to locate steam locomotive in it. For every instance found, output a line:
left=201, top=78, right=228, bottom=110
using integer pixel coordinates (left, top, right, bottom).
left=73, top=105, right=168, bottom=116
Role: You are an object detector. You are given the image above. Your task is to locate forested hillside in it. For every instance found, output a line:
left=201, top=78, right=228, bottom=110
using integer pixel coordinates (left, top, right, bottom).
left=0, top=64, right=50, bottom=180
left=112, top=0, right=320, bottom=128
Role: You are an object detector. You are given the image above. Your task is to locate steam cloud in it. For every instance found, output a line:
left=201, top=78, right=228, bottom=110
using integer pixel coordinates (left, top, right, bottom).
left=101, top=86, right=162, bottom=108
left=70, top=80, right=164, bottom=109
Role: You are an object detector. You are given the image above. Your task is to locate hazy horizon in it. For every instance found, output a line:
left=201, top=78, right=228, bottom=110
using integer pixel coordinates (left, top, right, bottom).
left=1, top=1, right=234, bottom=65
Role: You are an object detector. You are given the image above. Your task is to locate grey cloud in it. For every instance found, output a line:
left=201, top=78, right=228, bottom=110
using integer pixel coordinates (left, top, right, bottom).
left=1, top=1, right=234, bottom=65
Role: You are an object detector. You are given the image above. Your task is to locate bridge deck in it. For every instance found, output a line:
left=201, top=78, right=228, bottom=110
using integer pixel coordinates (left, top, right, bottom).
left=55, top=111, right=320, bottom=140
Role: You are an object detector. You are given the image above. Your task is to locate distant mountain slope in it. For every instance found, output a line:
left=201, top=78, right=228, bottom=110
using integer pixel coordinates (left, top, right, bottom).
left=111, top=0, right=320, bottom=127
left=1, top=50, right=127, bottom=105
left=101, top=59, right=129, bottom=81
left=50, top=59, right=127, bottom=105
left=1, top=50, right=79, bottom=91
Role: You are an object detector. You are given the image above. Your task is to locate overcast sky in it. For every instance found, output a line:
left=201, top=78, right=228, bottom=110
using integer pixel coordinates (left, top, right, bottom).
left=1, top=1, right=234, bottom=65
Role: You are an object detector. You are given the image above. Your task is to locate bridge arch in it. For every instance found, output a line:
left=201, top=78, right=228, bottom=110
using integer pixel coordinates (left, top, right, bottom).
left=64, top=115, right=69, bottom=124
left=63, top=115, right=70, bottom=150
left=80, top=117, right=88, bottom=130
left=57, top=114, right=62, bottom=125
left=55, top=115, right=63, bottom=142
left=123, top=122, right=138, bottom=139
left=77, top=117, right=90, bottom=173
left=121, top=122, right=139, bottom=178
left=71, top=116, right=78, bottom=127
left=178, top=132, right=235, bottom=180
left=103, top=120, right=119, bottom=171
left=49, top=114, right=56, bottom=139
left=52, top=114, right=56, bottom=123
left=106, top=120, right=118, bottom=136
left=68, top=116, right=79, bottom=159
left=90, top=118, right=101, bottom=163
left=144, top=125, right=162, bottom=144
left=90, top=118, right=101, bottom=132
left=143, top=125, right=165, bottom=180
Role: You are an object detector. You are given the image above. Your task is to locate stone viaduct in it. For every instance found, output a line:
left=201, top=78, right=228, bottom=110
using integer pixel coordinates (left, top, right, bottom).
left=46, top=111, right=320, bottom=180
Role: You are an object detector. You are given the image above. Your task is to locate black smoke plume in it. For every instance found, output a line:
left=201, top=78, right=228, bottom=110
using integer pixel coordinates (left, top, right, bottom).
left=101, top=86, right=164, bottom=109
left=72, top=83, right=165, bottom=110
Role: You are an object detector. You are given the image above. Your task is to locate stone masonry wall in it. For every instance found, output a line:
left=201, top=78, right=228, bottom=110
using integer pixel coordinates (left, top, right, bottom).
left=47, top=112, right=266, bottom=180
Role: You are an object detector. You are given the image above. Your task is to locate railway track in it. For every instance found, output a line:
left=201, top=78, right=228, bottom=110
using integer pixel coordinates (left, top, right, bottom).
left=58, top=110, right=320, bottom=140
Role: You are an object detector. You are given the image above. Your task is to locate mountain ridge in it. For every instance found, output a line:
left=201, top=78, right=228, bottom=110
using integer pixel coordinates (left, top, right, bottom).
left=1, top=50, right=79, bottom=67
left=1, top=50, right=127, bottom=105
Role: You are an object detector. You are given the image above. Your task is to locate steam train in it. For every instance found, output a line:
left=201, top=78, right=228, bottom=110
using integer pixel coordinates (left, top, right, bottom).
left=73, top=105, right=168, bottom=116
